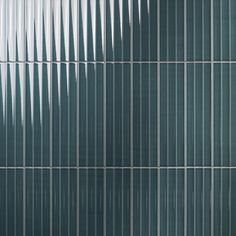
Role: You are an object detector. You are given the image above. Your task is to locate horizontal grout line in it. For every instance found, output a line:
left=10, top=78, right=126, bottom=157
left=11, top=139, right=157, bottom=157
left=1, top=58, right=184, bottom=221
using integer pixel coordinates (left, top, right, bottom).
left=0, top=166, right=235, bottom=169
left=1, top=61, right=236, bottom=64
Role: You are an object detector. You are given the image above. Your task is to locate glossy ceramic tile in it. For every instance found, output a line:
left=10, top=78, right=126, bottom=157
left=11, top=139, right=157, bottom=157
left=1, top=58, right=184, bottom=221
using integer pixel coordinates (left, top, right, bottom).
left=0, top=0, right=236, bottom=235
left=0, top=169, right=236, bottom=235
left=1, top=62, right=236, bottom=167
left=160, top=0, right=184, bottom=61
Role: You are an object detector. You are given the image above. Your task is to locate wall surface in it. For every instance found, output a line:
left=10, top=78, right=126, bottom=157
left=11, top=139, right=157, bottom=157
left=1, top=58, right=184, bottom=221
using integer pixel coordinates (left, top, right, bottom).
left=0, top=0, right=236, bottom=235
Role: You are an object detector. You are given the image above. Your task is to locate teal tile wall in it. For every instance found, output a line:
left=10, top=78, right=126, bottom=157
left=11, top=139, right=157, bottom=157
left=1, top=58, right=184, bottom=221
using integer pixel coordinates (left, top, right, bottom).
left=0, top=0, right=236, bottom=235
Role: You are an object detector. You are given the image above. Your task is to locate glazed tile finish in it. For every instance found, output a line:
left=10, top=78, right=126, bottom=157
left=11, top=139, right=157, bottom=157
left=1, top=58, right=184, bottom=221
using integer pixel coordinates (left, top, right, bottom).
left=0, top=0, right=236, bottom=236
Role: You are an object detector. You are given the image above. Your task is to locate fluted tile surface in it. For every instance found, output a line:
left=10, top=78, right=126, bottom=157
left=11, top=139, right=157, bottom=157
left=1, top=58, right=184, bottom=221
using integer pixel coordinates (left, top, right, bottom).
left=0, top=0, right=236, bottom=236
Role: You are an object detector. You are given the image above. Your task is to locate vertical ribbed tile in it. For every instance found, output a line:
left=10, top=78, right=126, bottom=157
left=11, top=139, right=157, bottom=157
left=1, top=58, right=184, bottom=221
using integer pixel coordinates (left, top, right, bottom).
left=52, top=62, right=60, bottom=166
left=51, top=62, right=77, bottom=166
left=231, top=64, right=236, bottom=165
left=42, top=170, right=50, bottom=236
left=106, top=0, right=115, bottom=60
left=60, top=63, right=69, bottom=166
left=79, top=63, right=104, bottom=167
left=213, top=64, right=230, bottom=166
left=160, top=169, right=184, bottom=236
left=160, top=63, right=184, bottom=166
left=69, top=0, right=78, bottom=61
left=214, top=169, right=230, bottom=236
left=68, top=63, right=77, bottom=166
left=79, top=169, right=104, bottom=236
left=187, top=64, right=211, bottom=166
left=6, top=63, right=15, bottom=166
left=79, top=0, right=105, bottom=61
left=187, top=169, right=211, bottom=236
left=6, top=0, right=16, bottom=61
left=34, top=0, right=43, bottom=61
left=78, top=63, right=86, bottom=165
left=25, top=170, right=33, bottom=235
left=25, top=0, right=35, bottom=61
left=160, top=0, right=184, bottom=61
left=78, top=0, right=87, bottom=61
left=0, top=0, right=7, bottom=61
left=34, top=64, right=42, bottom=166
left=106, top=0, right=132, bottom=61
left=0, top=64, right=7, bottom=166
left=123, top=0, right=131, bottom=60
left=212, top=0, right=236, bottom=60
left=42, top=63, right=51, bottom=166
left=52, top=0, right=78, bottom=61
left=7, top=170, right=23, bottom=236
left=231, top=0, right=236, bottom=59
left=187, top=0, right=211, bottom=60
left=132, top=170, right=157, bottom=236
left=133, top=63, right=157, bottom=167
left=43, top=0, right=52, bottom=61
left=214, top=0, right=229, bottom=60
left=0, top=170, right=7, bottom=235
left=52, top=169, right=77, bottom=236
left=15, top=63, right=24, bottom=166
left=133, top=0, right=157, bottom=61
left=230, top=170, right=236, bottom=234
left=106, top=170, right=131, bottom=236
left=106, top=63, right=132, bottom=166
left=25, top=63, right=36, bottom=166
left=17, top=0, right=26, bottom=61
left=52, top=0, right=62, bottom=61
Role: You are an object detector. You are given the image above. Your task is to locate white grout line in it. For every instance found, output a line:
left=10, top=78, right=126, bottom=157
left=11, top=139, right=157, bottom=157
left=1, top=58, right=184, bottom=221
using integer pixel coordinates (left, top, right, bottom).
left=0, top=166, right=235, bottom=169
left=121, top=170, right=124, bottom=236
left=229, top=0, right=232, bottom=232
left=5, top=2, right=8, bottom=235
left=157, top=0, right=160, bottom=234
left=32, top=65, right=35, bottom=236
left=76, top=0, right=80, bottom=232
left=193, top=1, right=197, bottom=231
left=202, top=63, right=205, bottom=236
left=2, top=60, right=236, bottom=64
left=220, top=1, right=223, bottom=233
left=175, top=1, right=179, bottom=233
left=130, top=0, right=134, bottom=236
left=202, top=2, right=206, bottom=236
left=76, top=34, right=80, bottom=236
left=86, top=169, right=88, bottom=236
left=94, top=3, right=98, bottom=230
left=103, top=1, right=107, bottom=236
left=184, top=75, right=187, bottom=236
left=22, top=10, right=26, bottom=234
left=166, top=1, right=170, bottom=234
left=67, top=65, right=70, bottom=236
left=210, top=0, right=214, bottom=234
left=49, top=63, right=53, bottom=236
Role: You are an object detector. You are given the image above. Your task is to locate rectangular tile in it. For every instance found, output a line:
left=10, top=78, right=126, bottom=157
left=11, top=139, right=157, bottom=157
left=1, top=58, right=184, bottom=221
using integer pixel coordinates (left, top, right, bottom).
left=79, top=63, right=104, bottom=166
left=160, top=63, right=184, bottom=166
left=186, top=63, right=211, bottom=166
left=106, top=63, right=132, bottom=166
left=160, top=169, right=184, bottom=236
left=133, top=169, right=157, bottom=235
left=160, top=0, right=184, bottom=61
left=132, top=0, right=157, bottom=61
left=79, top=169, right=104, bottom=236
left=187, top=0, right=211, bottom=60
left=106, top=0, right=131, bottom=61
left=133, top=63, right=157, bottom=166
